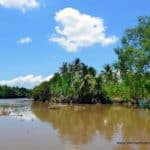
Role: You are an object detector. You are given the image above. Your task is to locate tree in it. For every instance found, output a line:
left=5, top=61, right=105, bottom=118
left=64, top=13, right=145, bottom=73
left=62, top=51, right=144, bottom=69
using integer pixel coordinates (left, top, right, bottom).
left=32, top=81, right=51, bottom=101
left=115, top=16, right=150, bottom=99
left=101, top=64, right=118, bottom=84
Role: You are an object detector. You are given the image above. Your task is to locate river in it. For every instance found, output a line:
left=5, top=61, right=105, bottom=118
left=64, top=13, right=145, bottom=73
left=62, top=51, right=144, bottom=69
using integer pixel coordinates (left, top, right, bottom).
left=0, top=98, right=149, bottom=150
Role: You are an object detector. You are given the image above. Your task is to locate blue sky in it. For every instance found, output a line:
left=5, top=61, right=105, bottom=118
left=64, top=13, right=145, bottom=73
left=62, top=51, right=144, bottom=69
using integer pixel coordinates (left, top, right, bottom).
left=0, top=0, right=150, bottom=88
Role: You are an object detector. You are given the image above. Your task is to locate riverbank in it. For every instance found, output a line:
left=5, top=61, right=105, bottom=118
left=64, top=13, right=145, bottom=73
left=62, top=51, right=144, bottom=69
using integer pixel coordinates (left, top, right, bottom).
left=113, top=98, right=150, bottom=109
left=34, top=98, right=150, bottom=109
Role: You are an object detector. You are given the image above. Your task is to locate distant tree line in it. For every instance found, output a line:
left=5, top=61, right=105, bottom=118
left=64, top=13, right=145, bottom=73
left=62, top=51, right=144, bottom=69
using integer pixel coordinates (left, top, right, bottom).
left=0, top=85, right=31, bottom=98
left=32, top=16, right=150, bottom=103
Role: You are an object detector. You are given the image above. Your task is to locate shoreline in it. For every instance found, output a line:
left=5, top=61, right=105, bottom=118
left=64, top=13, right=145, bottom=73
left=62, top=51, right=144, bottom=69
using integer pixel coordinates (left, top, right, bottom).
left=33, top=98, right=150, bottom=109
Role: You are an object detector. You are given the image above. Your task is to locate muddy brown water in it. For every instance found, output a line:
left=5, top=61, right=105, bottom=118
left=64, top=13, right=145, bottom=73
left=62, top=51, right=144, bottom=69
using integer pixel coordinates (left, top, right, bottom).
left=0, top=99, right=149, bottom=150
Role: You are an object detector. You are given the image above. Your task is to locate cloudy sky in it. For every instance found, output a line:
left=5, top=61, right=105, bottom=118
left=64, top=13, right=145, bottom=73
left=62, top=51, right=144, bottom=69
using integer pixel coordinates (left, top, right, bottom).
left=0, top=0, right=150, bottom=88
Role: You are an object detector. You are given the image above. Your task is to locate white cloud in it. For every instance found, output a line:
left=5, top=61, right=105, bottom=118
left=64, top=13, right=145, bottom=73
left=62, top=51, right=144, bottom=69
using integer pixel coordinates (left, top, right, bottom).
left=18, top=37, right=32, bottom=44
left=49, top=8, right=118, bottom=52
left=0, top=0, right=39, bottom=12
left=0, top=74, right=53, bottom=89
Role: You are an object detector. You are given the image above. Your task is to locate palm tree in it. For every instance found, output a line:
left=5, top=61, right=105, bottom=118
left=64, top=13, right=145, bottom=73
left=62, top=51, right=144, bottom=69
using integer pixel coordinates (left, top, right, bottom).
left=102, top=64, right=113, bottom=83
left=60, top=62, right=68, bottom=76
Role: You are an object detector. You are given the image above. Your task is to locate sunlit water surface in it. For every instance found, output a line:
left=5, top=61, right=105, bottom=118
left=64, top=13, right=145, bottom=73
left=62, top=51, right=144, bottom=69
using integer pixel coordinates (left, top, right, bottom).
left=0, top=99, right=150, bottom=150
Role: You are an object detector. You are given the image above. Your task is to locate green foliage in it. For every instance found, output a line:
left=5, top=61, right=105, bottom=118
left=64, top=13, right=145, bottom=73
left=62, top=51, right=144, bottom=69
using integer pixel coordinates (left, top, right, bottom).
left=32, top=81, right=51, bottom=101
left=103, top=83, right=130, bottom=102
left=0, top=85, right=31, bottom=98
left=32, top=59, right=109, bottom=103
left=113, top=16, right=150, bottom=100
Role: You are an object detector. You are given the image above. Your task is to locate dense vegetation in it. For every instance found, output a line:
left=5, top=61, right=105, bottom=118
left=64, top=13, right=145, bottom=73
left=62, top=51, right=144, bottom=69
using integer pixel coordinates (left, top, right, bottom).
left=103, top=16, right=150, bottom=101
left=32, top=16, right=149, bottom=103
left=0, top=85, right=31, bottom=98
left=32, top=58, right=109, bottom=103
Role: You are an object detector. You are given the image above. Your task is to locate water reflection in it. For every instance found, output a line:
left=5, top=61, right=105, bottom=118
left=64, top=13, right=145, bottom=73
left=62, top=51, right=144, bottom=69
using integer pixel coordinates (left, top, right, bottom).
left=0, top=99, right=150, bottom=150
left=32, top=103, right=150, bottom=150
left=0, top=99, right=36, bottom=121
